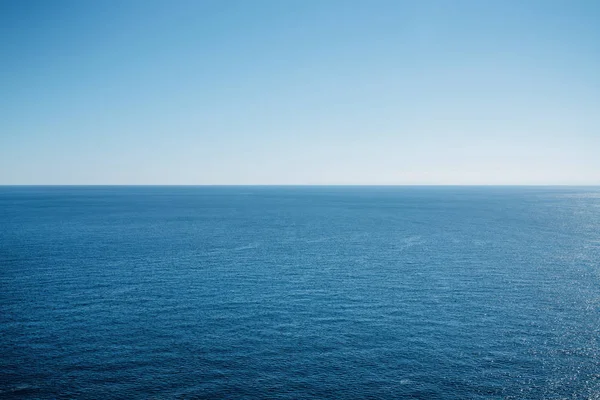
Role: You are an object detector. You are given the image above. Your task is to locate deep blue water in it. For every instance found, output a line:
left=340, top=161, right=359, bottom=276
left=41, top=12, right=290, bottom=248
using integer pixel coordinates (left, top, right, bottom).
left=1, top=186, right=600, bottom=399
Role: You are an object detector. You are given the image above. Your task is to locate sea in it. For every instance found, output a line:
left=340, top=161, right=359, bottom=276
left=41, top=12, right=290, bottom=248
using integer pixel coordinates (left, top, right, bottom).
left=1, top=186, right=599, bottom=399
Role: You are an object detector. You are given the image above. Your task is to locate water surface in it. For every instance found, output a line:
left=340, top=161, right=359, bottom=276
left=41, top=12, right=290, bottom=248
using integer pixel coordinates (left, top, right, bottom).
left=1, top=186, right=599, bottom=399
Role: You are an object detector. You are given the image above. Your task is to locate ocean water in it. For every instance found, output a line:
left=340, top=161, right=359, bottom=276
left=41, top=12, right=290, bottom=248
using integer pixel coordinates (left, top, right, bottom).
left=1, top=186, right=599, bottom=399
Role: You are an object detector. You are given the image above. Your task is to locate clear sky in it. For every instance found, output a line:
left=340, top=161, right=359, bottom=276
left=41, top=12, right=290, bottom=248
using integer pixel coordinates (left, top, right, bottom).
left=1, top=0, right=599, bottom=185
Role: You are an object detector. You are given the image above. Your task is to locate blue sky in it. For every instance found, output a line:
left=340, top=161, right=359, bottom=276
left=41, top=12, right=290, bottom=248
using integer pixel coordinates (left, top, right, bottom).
left=1, top=0, right=599, bottom=184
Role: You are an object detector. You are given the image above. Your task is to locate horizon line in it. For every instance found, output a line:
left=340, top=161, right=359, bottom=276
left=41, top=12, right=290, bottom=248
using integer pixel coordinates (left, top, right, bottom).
left=1, top=184, right=599, bottom=187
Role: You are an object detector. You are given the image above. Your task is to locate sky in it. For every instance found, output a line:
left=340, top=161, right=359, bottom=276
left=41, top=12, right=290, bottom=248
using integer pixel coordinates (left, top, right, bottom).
left=1, top=0, right=599, bottom=185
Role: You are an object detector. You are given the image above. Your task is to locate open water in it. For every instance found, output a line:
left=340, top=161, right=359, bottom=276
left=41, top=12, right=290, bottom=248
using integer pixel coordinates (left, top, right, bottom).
left=1, top=186, right=599, bottom=399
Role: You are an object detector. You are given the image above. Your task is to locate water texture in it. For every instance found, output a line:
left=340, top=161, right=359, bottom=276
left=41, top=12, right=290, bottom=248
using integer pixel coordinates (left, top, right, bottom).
left=1, top=186, right=599, bottom=399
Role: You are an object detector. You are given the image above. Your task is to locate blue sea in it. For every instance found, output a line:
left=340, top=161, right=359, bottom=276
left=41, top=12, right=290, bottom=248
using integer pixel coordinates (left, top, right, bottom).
left=1, top=186, right=599, bottom=399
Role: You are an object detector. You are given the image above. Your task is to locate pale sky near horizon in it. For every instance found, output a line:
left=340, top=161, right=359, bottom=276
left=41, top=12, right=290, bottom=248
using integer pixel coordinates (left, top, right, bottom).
left=1, top=0, right=599, bottom=185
